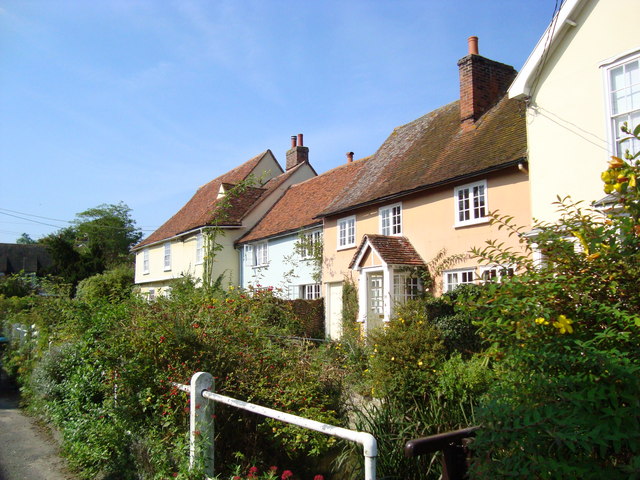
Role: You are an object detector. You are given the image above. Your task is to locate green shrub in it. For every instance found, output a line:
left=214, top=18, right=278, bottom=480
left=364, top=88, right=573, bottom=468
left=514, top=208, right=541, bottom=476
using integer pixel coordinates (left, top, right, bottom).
left=75, top=264, right=134, bottom=302
left=461, top=142, right=640, bottom=477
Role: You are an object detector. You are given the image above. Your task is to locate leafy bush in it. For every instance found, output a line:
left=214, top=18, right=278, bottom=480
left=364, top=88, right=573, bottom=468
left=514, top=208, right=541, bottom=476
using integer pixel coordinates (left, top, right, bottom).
left=75, top=264, right=134, bottom=302
left=462, top=128, right=640, bottom=477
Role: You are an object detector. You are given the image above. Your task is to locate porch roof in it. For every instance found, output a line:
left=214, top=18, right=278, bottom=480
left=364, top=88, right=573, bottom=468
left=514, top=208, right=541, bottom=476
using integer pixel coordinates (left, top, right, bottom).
left=349, top=234, right=425, bottom=270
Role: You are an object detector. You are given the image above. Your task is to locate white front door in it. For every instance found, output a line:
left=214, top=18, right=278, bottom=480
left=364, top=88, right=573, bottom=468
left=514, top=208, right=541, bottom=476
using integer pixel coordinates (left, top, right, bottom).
left=326, top=282, right=343, bottom=340
left=366, top=272, right=385, bottom=333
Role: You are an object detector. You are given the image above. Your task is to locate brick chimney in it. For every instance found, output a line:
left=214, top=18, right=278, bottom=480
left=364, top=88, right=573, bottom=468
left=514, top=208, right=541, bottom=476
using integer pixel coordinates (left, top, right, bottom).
left=458, top=36, right=517, bottom=128
left=286, top=133, right=309, bottom=170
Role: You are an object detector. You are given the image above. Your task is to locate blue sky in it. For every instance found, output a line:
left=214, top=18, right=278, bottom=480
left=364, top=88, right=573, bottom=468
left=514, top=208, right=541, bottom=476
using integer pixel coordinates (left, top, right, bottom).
left=0, top=1, right=554, bottom=243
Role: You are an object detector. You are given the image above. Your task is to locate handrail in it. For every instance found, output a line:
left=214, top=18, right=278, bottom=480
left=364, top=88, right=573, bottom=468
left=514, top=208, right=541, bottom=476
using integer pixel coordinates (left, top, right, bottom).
left=174, top=372, right=377, bottom=480
left=404, top=426, right=479, bottom=480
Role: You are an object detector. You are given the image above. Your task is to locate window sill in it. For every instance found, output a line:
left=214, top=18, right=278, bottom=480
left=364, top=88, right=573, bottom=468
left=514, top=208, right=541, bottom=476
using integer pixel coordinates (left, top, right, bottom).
left=337, top=244, right=356, bottom=251
left=454, top=217, right=490, bottom=228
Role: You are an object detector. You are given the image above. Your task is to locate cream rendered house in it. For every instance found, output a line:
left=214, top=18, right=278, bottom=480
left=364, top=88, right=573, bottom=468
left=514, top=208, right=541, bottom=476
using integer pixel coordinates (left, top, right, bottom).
left=509, top=0, right=639, bottom=223
left=319, top=39, right=531, bottom=338
left=133, top=138, right=316, bottom=297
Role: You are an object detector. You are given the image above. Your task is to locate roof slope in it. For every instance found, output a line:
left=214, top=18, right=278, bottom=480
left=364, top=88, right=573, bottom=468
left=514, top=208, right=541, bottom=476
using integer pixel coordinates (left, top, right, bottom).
left=136, top=151, right=292, bottom=248
left=320, top=96, right=527, bottom=216
left=238, top=158, right=370, bottom=244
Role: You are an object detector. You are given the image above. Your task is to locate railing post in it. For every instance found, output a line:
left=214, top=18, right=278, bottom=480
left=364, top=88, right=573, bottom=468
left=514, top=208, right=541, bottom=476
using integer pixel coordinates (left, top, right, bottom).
left=190, top=372, right=214, bottom=479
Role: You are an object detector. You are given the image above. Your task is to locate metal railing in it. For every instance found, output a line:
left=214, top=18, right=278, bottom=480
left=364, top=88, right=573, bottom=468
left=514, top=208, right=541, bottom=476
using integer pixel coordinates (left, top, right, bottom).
left=174, top=372, right=377, bottom=480
left=404, top=426, right=479, bottom=480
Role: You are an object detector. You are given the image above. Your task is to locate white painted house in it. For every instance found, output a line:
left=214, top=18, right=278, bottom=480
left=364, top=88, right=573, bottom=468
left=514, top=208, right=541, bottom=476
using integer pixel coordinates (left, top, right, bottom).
left=509, top=0, right=640, bottom=223
left=236, top=154, right=368, bottom=311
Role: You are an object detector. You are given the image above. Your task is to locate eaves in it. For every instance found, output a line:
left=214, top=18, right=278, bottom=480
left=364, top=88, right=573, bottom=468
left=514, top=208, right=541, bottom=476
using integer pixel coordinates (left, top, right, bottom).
left=316, top=158, right=527, bottom=219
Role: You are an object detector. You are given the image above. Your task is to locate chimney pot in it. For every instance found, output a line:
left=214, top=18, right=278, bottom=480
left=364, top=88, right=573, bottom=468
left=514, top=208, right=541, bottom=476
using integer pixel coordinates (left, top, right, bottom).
left=468, top=36, right=479, bottom=55
left=286, top=133, right=309, bottom=170
left=346, top=152, right=354, bottom=163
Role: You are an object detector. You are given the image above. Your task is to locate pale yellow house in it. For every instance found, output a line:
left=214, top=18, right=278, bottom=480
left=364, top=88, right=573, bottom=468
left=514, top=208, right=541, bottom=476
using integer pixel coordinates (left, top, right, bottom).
left=509, top=0, right=639, bottom=224
left=133, top=138, right=316, bottom=297
left=318, top=39, right=531, bottom=338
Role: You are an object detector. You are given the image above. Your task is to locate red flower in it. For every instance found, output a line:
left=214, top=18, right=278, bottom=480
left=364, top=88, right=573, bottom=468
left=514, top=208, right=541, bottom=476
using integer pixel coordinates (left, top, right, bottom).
left=269, top=466, right=278, bottom=472
left=249, top=466, right=258, bottom=474
left=281, top=470, right=293, bottom=480
left=314, top=476, right=324, bottom=480
left=232, top=477, right=241, bottom=480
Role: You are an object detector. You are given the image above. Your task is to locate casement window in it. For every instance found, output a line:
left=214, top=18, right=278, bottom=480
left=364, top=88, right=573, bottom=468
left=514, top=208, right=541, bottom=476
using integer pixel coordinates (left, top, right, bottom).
left=244, top=244, right=254, bottom=266
left=195, top=233, right=204, bottom=265
left=143, top=249, right=150, bottom=274
left=481, top=266, right=515, bottom=283
left=148, top=288, right=156, bottom=301
left=393, top=272, right=421, bottom=304
left=380, top=203, right=402, bottom=236
left=300, top=230, right=322, bottom=259
left=604, top=52, right=640, bottom=157
left=300, top=284, right=321, bottom=300
left=337, top=216, right=356, bottom=249
left=163, top=243, right=171, bottom=271
left=454, top=180, right=488, bottom=227
left=253, top=242, right=268, bottom=267
left=444, top=269, right=475, bottom=292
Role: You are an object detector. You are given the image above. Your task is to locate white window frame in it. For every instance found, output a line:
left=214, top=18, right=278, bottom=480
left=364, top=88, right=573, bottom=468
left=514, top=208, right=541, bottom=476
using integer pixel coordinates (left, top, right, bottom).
left=163, top=242, right=171, bottom=271
left=300, top=229, right=322, bottom=259
left=244, top=244, right=254, bottom=266
left=602, top=50, right=640, bottom=158
left=300, top=283, right=321, bottom=300
left=143, top=249, right=150, bottom=274
left=392, top=271, right=421, bottom=304
left=253, top=242, right=268, bottom=267
left=444, top=268, right=476, bottom=292
left=479, top=265, right=515, bottom=284
left=454, top=180, right=488, bottom=227
left=148, top=288, right=156, bottom=301
left=379, top=203, right=402, bottom=236
left=195, top=233, right=204, bottom=265
left=337, top=216, right=356, bottom=250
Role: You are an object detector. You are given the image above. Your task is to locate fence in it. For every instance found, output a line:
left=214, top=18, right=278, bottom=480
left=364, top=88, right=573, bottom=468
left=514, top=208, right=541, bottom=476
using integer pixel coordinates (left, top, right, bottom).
left=174, top=372, right=378, bottom=480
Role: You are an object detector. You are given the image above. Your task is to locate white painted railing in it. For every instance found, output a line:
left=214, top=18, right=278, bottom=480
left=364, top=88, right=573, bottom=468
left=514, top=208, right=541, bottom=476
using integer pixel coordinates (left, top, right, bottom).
left=174, top=372, right=377, bottom=480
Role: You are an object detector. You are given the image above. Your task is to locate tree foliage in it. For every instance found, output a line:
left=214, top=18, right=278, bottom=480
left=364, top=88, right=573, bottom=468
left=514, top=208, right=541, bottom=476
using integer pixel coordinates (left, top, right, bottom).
left=41, top=202, right=141, bottom=291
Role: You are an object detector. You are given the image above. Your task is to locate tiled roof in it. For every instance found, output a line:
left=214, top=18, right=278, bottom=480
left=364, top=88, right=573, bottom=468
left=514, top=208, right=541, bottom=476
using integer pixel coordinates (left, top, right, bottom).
left=320, top=96, right=526, bottom=216
left=136, top=151, right=291, bottom=248
left=237, top=158, right=370, bottom=244
left=349, top=234, right=425, bottom=269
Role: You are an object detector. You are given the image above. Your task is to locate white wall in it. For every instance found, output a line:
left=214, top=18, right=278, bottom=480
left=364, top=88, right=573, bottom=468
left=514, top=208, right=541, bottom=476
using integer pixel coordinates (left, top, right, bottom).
left=240, top=230, right=321, bottom=298
left=517, top=0, right=639, bottom=223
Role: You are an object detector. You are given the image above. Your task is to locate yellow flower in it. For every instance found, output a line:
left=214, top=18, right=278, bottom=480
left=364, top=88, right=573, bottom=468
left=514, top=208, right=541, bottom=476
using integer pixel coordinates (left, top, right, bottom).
left=535, top=317, right=549, bottom=326
left=417, top=360, right=423, bottom=366
left=553, top=315, right=574, bottom=334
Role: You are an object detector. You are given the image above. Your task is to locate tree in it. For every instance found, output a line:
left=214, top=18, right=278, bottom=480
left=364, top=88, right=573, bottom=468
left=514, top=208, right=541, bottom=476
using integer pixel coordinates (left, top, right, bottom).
left=73, top=202, right=142, bottom=267
left=42, top=202, right=142, bottom=291
left=16, top=233, right=36, bottom=244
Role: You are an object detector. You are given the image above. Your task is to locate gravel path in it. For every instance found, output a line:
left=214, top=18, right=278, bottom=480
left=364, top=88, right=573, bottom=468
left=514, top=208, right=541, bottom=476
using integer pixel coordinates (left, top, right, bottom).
left=0, top=370, right=78, bottom=480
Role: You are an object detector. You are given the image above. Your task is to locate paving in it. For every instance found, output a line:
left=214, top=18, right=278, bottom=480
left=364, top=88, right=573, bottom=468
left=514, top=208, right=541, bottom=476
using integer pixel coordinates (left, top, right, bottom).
left=0, top=369, right=78, bottom=480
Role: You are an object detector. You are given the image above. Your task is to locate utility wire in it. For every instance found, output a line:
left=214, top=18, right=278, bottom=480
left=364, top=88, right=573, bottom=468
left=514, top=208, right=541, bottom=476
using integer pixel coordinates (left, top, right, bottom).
left=0, top=207, right=158, bottom=232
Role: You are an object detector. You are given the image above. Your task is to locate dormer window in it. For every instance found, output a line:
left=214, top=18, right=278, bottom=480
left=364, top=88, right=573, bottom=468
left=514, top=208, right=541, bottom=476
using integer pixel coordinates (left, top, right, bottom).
left=454, top=180, right=488, bottom=227
left=380, top=203, right=402, bottom=236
